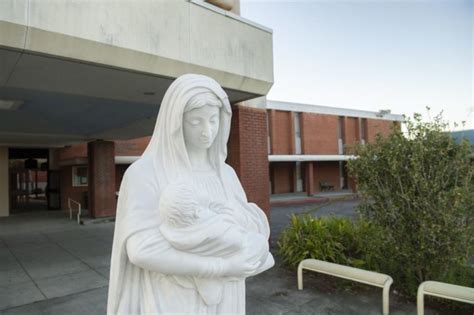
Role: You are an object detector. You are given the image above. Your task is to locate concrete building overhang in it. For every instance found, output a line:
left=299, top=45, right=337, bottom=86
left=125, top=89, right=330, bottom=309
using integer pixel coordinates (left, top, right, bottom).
left=269, top=155, right=356, bottom=162
left=0, top=0, right=274, bottom=147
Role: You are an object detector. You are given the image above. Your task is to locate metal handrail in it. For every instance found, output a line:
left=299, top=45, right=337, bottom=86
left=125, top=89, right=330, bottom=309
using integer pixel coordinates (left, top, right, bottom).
left=67, top=198, right=82, bottom=224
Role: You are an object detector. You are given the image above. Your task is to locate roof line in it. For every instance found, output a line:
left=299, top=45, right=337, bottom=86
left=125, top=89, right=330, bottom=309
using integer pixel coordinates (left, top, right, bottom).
left=267, top=100, right=404, bottom=121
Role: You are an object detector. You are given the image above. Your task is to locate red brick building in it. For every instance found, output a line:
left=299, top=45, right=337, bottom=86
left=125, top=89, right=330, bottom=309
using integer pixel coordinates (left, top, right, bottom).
left=266, top=101, right=402, bottom=196
left=56, top=100, right=402, bottom=217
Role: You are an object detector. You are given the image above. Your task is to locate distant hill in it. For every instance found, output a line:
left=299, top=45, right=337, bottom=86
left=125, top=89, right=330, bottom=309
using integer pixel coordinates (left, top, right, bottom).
left=451, top=130, right=474, bottom=151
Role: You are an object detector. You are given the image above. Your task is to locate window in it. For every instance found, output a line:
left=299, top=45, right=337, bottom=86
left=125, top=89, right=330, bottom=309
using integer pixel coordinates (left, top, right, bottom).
left=338, top=116, right=344, bottom=154
left=294, top=112, right=302, bottom=154
left=72, top=166, right=88, bottom=187
left=360, top=118, right=367, bottom=144
left=266, top=111, right=271, bottom=154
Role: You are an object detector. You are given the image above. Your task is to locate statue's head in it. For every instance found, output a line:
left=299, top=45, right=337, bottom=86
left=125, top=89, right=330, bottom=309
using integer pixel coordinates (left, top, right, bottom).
left=183, top=91, right=223, bottom=152
left=140, top=74, right=232, bottom=187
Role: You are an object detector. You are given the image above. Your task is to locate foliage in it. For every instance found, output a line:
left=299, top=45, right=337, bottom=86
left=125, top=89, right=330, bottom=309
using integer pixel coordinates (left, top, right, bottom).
left=347, top=112, right=474, bottom=295
left=277, top=215, right=384, bottom=270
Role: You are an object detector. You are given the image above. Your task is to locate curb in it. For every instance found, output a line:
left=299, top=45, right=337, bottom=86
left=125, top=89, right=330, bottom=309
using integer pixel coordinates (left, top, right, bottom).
left=270, top=197, right=329, bottom=207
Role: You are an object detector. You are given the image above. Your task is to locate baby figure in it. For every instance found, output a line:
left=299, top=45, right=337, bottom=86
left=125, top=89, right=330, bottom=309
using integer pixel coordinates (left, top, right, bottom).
left=158, top=180, right=269, bottom=305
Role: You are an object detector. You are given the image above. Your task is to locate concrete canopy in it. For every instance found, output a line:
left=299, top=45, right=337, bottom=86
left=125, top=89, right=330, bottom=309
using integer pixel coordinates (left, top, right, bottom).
left=0, top=0, right=274, bottom=147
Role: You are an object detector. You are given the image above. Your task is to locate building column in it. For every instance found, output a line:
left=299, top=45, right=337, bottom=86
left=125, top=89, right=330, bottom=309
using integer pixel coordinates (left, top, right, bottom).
left=0, top=147, right=9, bottom=217
left=304, top=161, right=315, bottom=196
left=48, top=148, right=60, bottom=171
left=88, top=140, right=116, bottom=218
left=227, top=104, right=270, bottom=217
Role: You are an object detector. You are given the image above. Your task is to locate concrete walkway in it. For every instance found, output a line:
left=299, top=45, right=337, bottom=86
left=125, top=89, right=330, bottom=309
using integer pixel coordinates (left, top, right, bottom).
left=0, top=206, right=470, bottom=314
left=0, top=211, right=112, bottom=313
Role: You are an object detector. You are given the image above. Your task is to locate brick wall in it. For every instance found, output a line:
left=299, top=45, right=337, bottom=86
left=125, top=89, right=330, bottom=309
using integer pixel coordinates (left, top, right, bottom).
left=227, top=105, right=270, bottom=216
left=270, top=162, right=294, bottom=194
left=60, top=165, right=88, bottom=210
left=269, top=110, right=294, bottom=154
left=59, top=143, right=87, bottom=160
left=313, top=161, right=340, bottom=192
left=343, top=117, right=360, bottom=146
left=115, top=137, right=151, bottom=156
left=88, top=141, right=116, bottom=217
left=60, top=137, right=151, bottom=161
left=301, top=113, right=339, bottom=154
left=366, top=119, right=394, bottom=143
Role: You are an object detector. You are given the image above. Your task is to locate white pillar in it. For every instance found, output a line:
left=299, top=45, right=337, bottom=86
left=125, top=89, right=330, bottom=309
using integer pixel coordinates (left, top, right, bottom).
left=0, top=147, right=9, bottom=217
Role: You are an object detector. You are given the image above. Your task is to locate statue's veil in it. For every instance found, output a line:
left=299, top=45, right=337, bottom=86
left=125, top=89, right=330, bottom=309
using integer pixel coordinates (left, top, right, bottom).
left=141, top=73, right=232, bottom=190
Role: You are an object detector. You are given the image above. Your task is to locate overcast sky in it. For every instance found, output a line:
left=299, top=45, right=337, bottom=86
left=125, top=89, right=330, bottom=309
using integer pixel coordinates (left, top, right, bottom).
left=240, top=0, right=473, bottom=130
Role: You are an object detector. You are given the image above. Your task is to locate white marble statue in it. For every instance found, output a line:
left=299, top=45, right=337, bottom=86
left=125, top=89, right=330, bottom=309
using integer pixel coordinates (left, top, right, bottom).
left=107, top=74, right=274, bottom=314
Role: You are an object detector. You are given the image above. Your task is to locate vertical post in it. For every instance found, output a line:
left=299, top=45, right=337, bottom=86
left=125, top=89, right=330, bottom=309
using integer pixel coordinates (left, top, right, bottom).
left=416, top=283, right=425, bottom=315
left=305, top=162, right=314, bottom=196
left=383, top=277, right=393, bottom=315
left=88, top=140, right=116, bottom=218
left=0, top=147, right=9, bottom=217
left=297, top=262, right=304, bottom=290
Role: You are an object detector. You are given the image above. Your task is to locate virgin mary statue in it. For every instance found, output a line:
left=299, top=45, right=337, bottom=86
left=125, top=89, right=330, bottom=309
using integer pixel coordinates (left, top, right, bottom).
left=107, top=74, right=274, bottom=314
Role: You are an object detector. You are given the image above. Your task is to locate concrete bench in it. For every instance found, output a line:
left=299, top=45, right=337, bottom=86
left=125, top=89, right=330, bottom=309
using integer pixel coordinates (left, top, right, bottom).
left=297, top=259, right=393, bottom=315
left=417, top=281, right=474, bottom=315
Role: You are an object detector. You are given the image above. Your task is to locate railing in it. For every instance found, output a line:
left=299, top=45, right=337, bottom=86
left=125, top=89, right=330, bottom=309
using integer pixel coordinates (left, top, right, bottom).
left=67, top=198, right=82, bottom=225
left=417, top=281, right=474, bottom=315
left=298, top=259, right=393, bottom=315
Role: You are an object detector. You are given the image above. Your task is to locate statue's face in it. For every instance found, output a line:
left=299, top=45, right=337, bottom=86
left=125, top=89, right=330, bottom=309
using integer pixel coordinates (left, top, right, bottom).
left=183, top=104, right=220, bottom=151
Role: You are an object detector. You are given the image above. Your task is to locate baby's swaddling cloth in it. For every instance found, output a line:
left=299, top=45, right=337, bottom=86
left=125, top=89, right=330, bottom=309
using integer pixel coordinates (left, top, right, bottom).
left=158, top=181, right=267, bottom=305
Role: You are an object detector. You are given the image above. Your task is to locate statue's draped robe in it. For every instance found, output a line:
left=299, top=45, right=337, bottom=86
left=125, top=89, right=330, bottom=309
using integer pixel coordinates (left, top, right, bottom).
left=107, top=74, right=273, bottom=314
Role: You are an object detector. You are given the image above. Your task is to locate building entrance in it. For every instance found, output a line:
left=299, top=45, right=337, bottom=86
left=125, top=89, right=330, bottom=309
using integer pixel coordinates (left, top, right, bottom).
left=8, top=148, right=57, bottom=213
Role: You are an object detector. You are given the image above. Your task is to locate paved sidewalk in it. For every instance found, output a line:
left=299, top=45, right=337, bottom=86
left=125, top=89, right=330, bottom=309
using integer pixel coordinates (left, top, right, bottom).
left=0, top=205, right=471, bottom=314
left=0, top=211, right=112, bottom=313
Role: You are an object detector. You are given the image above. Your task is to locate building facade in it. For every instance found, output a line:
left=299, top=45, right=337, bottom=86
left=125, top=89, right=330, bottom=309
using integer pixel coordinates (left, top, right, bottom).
left=53, top=100, right=403, bottom=216
left=0, top=0, right=274, bottom=217
left=266, top=101, right=403, bottom=196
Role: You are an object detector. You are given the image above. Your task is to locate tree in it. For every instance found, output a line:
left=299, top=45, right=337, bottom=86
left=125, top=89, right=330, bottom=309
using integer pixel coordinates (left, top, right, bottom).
left=348, top=112, right=474, bottom=294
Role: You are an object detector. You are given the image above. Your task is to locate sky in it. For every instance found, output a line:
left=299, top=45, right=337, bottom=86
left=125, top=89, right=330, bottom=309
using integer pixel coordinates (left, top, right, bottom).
left=240, top=0, right=473, bottom=130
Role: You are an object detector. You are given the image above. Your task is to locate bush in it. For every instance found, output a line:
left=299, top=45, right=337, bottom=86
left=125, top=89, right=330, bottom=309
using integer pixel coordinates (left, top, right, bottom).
left=348, top=113, right=474, bottom=295
left=278, top=215, right=384, bottom=270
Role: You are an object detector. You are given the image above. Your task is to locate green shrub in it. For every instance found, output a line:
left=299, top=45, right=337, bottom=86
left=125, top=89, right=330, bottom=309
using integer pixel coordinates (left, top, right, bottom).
left=348, top=113, right=474, bottom=296
left=278, top=215, right=384, bottom=270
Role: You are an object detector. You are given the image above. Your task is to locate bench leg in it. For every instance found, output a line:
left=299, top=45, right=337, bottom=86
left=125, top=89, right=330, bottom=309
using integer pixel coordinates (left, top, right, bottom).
left=417, top=284, right=425, bottom=315
left=383, top=279, right=392, bottom=315
left=297, top=263, right=304, bottom=290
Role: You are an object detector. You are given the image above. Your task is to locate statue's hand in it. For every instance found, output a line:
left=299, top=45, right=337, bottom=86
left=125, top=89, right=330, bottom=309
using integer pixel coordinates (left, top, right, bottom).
left=244, top=233, right=269, bottom=266
left=222, top=233, right=269, bottom=277
left=222, top=253, right=260, bottom=277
